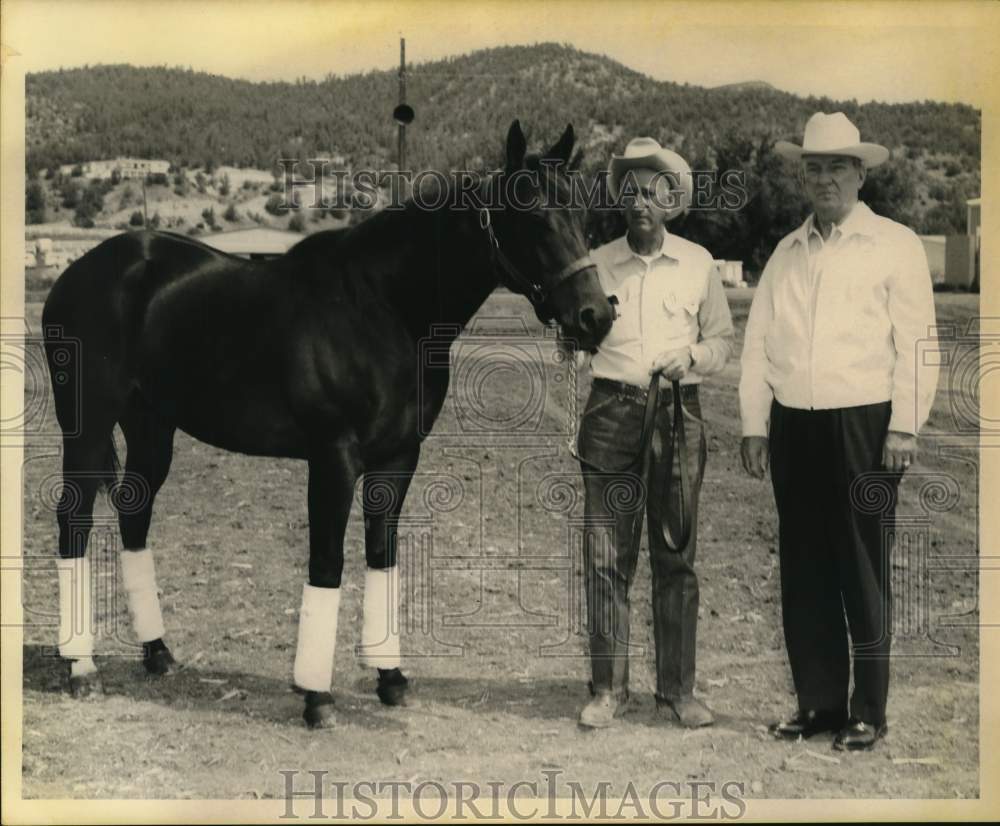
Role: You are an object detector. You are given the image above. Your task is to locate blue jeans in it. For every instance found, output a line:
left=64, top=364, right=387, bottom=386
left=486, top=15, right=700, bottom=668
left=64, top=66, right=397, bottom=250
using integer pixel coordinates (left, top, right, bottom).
left=578, top=379, right=707, bottom=701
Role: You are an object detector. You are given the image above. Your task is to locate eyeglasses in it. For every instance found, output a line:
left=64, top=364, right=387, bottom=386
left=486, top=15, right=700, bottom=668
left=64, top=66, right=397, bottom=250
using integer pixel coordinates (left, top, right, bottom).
left=802, top=161, right=859, bottom=181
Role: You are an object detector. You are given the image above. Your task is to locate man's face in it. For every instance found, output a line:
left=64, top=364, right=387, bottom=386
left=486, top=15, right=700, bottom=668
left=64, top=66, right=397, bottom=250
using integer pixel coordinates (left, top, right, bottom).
left=621, top=167, right=673, bottom=236
left=800, top=154, right=865, bottom=221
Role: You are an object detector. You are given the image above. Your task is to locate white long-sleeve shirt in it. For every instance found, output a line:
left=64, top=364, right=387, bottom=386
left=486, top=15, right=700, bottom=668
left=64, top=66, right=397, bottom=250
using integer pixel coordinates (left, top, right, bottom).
left=586, top=232, right=734, bottom=387
left=739, top=201, right=938, bottom=437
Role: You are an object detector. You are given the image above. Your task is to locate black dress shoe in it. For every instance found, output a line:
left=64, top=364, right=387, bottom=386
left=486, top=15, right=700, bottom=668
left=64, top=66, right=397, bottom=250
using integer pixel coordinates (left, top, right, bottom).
left=768, top=709, right=847, bottom=741
left=833, top=718, right=888, bottom=751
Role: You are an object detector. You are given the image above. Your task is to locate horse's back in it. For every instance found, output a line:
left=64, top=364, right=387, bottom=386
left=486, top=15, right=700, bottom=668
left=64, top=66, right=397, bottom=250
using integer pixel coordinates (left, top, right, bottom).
left=43, top=231, right=231, bottom=329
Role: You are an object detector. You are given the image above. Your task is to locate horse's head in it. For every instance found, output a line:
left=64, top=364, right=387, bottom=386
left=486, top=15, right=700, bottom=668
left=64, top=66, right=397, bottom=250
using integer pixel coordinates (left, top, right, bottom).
left=483, top=120, right=612, bottom=352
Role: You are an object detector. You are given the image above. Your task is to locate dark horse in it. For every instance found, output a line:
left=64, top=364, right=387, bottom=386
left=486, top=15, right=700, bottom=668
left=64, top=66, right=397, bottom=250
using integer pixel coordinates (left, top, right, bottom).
left=42, top=121, right=612, bottom=727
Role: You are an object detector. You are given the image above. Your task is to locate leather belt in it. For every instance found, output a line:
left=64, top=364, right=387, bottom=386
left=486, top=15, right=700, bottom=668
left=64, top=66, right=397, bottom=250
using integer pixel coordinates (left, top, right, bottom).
left=593, top=377, right=700, bottom=406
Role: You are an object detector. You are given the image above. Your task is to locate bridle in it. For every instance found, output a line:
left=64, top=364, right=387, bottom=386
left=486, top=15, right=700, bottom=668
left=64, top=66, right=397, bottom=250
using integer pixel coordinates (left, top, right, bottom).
left=477, top=205, right=595, bottom=314
left=475, top=175, right=692, bottom=551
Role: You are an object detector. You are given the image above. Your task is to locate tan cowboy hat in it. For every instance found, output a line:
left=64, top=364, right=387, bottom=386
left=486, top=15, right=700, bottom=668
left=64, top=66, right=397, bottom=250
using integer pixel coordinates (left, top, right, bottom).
left=608, top=137, right=693, bottom=220
left=775, top=112, right=890, bottom=168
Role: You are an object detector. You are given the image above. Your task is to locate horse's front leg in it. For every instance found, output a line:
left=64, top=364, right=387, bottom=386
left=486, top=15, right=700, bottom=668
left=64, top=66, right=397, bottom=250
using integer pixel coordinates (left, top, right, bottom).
left=361, top=446, right=420, bottom=707
left=295, top=440, right=362, bottom=729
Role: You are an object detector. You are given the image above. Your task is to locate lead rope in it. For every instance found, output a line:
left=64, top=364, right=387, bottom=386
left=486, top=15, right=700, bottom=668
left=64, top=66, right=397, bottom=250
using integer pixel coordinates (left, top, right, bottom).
left=570, top=374, right=692, bottom=553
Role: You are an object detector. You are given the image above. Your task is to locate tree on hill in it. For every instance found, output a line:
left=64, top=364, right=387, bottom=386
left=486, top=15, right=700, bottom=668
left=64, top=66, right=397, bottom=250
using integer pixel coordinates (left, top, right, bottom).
left=73, top=179, right=107, bottom=227
left=26, top=181, right=46, bottom=224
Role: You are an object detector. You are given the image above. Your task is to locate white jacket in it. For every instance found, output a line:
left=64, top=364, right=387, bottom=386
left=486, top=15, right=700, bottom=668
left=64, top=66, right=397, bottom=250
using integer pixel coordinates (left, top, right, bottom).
left=739, top=202, right=938, bottom=437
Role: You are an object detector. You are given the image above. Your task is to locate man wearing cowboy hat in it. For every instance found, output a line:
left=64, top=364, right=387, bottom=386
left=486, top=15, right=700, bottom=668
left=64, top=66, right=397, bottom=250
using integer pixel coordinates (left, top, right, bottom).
left=739, top=112, right=938, bottom=750
left=576, top=137, right=733, bottom=729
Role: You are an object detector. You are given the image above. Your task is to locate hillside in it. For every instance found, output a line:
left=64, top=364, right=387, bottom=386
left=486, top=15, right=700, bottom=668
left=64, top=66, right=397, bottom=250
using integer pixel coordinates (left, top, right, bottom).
left=24, top=43, right=981, bottom=270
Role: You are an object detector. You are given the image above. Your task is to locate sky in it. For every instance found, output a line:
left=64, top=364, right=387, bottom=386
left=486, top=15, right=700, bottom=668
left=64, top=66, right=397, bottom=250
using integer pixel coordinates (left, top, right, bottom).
left=2, top=0, right=997, bottom=108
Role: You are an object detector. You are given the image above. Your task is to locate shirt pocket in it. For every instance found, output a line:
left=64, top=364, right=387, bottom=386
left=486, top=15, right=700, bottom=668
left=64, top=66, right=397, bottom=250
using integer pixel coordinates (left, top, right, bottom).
left=662, top=289, right=701, bottom=319
left=604, top=280, right=642, bottom=345
left=660, top=284, right=701, bottom=348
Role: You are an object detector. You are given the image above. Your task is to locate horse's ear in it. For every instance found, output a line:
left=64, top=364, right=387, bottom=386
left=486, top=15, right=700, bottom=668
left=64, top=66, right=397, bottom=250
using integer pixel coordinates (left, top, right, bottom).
left=544, top=124, right=575, bottom=165
left=569, top=148, right=585, bottom=172
left=506, top=120, right=527, bottom=170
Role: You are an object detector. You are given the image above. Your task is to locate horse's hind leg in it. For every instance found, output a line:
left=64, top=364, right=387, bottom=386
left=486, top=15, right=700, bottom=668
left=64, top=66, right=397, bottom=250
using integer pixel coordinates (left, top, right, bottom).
left=117, top=394, right=178, bottom=676
left=55, top=427, right=118, bottom=698
left=361, top=447, right=420, bottom=707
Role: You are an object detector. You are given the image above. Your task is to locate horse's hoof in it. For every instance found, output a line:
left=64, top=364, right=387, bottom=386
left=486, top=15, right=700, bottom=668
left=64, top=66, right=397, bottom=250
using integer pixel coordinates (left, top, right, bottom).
left=143, top=640, right=178, bottom=676
left=303, top=691, right=336, bottom=729
left=69, top=671, right=104, bottom=699
left=376, top=668, right=410, bottom=707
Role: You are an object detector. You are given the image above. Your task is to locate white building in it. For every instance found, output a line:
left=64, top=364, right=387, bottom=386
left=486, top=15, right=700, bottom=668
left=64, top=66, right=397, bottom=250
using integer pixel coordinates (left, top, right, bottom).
left=60, top=158, right=170, bottom=180
left=712, top=259, right=746, bottom=288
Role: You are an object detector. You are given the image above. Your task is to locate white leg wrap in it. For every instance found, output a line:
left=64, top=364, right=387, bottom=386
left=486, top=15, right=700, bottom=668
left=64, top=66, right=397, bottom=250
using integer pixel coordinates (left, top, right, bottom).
left=293, top=584, right=341, bottom=692
left=359, top=566, right=401, bottom=669
left=70, top=657, right=98, bottom=677
left=119, top=548, right=165, bottom=643
left=56, top=557, right=94, bottom=659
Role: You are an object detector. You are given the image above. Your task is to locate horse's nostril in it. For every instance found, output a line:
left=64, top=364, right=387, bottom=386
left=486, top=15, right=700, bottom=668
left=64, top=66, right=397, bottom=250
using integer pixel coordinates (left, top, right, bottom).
left=579, top=306, right=597, bottom=333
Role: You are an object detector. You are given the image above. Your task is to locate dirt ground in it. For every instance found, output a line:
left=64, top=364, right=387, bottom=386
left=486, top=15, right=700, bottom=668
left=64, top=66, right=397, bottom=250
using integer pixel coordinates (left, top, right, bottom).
left=17, top=290, right=981, bottom=802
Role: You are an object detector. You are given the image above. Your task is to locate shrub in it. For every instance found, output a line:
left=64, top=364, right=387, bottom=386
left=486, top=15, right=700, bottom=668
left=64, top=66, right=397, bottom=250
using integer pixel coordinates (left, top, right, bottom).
left=129, top=210, right=145, bottom=226
left=201, top=207, right=218, bottom=229
left=223, top=203, right=239, bottom=222
left=118, top=186, right=136, bottom=210
left=288, top=213, right=307, bottom=233
left=60, top=180, right=81, bottom=209
left=265, top=193, right=287, bottom=215
left=73, top=207, right=96, bottom=228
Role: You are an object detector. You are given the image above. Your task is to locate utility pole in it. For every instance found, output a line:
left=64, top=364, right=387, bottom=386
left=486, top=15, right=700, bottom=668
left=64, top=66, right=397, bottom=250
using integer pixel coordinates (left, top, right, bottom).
left=392, top=37, right=415, bottom=201
left=398, top=37, right=406, bottom=175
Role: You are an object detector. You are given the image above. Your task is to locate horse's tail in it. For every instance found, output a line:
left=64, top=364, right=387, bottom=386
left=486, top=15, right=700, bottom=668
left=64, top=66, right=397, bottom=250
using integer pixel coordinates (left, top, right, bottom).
left=103, top=434, right=121, bottom=494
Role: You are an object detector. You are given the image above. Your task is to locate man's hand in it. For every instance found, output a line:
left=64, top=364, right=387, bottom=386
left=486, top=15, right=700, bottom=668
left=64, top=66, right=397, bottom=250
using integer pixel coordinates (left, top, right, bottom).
left=883, top=430, right=917, bottom=473
left=650, top=347, right=693, bottom=381
left=741, top=436, right=769, bottom=479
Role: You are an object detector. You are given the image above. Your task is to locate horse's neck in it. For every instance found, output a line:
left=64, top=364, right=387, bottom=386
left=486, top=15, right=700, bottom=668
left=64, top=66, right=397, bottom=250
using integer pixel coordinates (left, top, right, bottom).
left=385, top=202, right=499, bottom=342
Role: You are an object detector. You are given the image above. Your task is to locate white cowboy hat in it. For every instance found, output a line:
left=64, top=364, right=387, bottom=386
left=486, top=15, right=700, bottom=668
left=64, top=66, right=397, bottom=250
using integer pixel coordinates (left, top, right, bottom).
left=607, top=137, right=693, bottom=220
left=775, top=112, right=890, bottom=168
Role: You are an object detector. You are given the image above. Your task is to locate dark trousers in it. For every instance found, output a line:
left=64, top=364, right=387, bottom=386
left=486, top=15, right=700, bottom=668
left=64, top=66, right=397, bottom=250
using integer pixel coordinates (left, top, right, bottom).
left=578, top=380, right=707, bottom=702
left=769, top=400, right=900, bottom=726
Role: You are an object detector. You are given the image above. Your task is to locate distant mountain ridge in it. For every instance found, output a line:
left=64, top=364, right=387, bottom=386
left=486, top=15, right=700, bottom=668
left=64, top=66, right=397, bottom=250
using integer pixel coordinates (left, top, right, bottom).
left=26, top=43, right=979, bottom=174
left=24, top=44, right=981, bottom=261
left=712, top=80, right=777, bottom=93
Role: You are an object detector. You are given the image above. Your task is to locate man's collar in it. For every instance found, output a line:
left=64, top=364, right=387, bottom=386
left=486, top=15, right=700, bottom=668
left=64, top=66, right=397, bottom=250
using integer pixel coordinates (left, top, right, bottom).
left=783, top=201, right=878, bottom=249
left=612, top=231, right=682, bottom=265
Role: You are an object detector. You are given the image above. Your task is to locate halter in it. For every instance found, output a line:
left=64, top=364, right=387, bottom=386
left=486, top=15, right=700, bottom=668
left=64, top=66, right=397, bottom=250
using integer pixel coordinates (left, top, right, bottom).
left=477, top=205, right=596, bottom=312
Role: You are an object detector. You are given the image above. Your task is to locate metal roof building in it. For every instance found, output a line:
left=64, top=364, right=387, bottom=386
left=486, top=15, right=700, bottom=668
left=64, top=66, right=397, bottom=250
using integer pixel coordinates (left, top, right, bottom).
left=199, top=227, right=305, bottom=259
